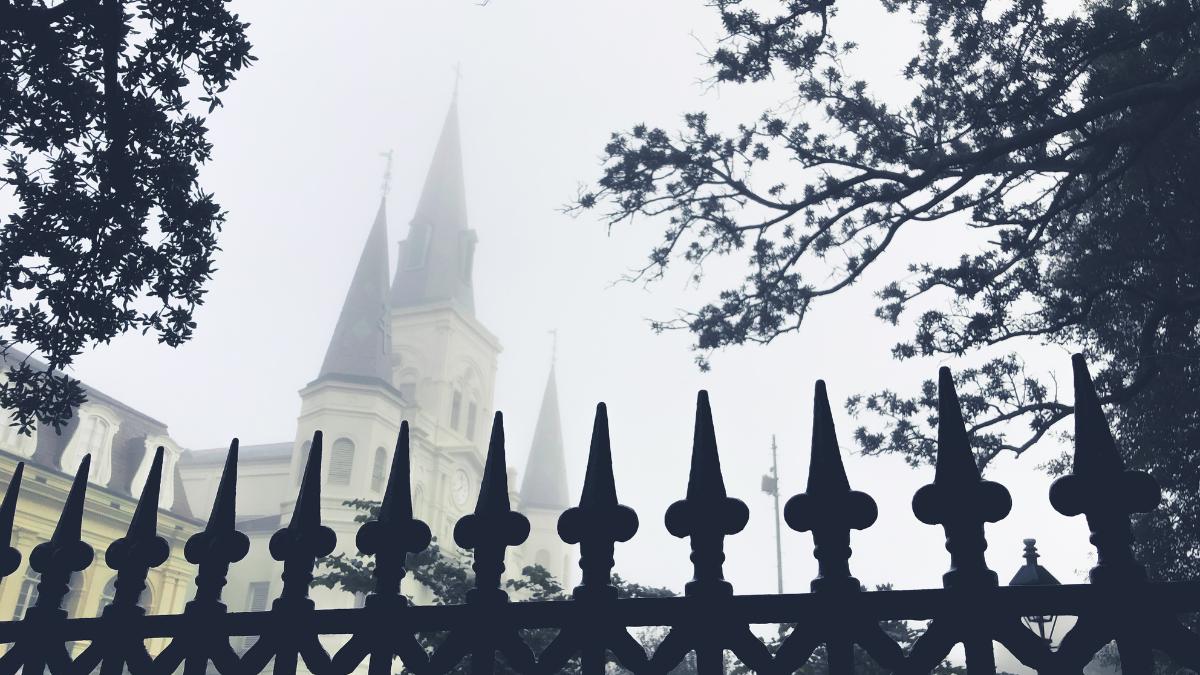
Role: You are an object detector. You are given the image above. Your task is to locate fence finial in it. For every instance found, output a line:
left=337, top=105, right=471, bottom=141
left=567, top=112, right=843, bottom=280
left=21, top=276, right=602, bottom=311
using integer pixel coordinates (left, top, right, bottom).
left=356, top=421, right=432, bottom=597
left=1049, top=355, right=1159, bottom=584
left=270, top=431, right=336, bottom=605
left=104, top=447, right=170, bottom=612
left=785, top=380, right=876, bottom=592
left=0, top=462, right=24, bottom=578
left=28, top=455, right=94, bottom=617
left=665, top=391, right=749, bottom=597
left=184, top=438, right=249, bottom=607
left=912, top=368, right=1010, bottom=589
left=558, top=403, right=639, bottom=598
left=454, top=412, right=530, bottom=603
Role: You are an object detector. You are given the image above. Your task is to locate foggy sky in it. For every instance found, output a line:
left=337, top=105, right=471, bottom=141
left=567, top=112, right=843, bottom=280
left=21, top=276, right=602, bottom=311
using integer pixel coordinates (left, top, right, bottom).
left=39, top=0, right=1093, bottom=640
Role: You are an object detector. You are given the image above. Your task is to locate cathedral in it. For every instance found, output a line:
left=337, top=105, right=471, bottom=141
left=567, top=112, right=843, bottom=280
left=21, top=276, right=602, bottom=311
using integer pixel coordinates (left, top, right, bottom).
left=176, top=95, right=573, bottom=615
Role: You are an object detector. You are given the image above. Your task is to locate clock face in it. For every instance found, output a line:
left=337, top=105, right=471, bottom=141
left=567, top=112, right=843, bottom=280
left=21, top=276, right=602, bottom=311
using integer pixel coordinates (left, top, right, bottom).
left=451, top=469, right=471, bottom=507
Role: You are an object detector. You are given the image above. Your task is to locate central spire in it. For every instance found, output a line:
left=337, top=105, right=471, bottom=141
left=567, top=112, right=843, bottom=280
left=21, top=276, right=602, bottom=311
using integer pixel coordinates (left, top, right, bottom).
left=391, top=94, right=477, bottom=314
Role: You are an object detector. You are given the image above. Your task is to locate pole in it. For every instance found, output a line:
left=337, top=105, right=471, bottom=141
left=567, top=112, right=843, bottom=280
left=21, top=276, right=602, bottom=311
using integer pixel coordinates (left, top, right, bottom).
left=771, top=435, right=783, bottom=594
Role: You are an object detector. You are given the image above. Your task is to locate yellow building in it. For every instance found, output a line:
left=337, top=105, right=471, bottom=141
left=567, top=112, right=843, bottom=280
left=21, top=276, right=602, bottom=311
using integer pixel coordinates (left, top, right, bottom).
left=0, top=355, right=203, bottom=641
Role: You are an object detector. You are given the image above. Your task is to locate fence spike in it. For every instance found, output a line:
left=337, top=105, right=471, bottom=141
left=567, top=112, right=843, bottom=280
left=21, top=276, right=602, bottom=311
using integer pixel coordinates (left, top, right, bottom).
left=270, top=430, right=337, bottom=605
left=934, top=367, right=983, bottom=484
left=665, top=391, right=748, bottom=597
left=0, top=462, right=24, bottom=578
left=184, top=439, right=249, bottom=608
left=807, top=381, right=851, bottom=495
left=454, top=412, right=529, bottom=603
left=1049, top=355, right=1160, bottom=584
left=786, top=381, right=877, bottom=592
left=356, top=421, right=432, bottom=597
left=104, top=447, right=170, bottom=612
left=912, top=368, right=1010, bottom=588
left=28, top=456, right=94, bottom=618
left=558, top=403, right=639, bottom=598
left=686, top=390, right=728, bottom=501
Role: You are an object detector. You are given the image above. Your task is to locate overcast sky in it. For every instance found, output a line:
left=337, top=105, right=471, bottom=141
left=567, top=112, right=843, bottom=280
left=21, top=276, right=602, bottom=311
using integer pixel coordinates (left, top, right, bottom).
left=53, top=1, right=1095, bottom=650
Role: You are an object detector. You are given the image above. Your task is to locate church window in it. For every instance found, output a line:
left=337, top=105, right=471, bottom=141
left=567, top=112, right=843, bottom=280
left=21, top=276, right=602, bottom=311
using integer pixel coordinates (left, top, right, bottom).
left=450, top=391, right=463, bottom=430
left=402, top=223, right=431, bottom=270
left=328, top=438, right=355, bottom=486
left=371, top=446, right=388, bottom=492
left=238, top=582, right=271, bottom=652
left=12, top=567, right=38, bottom=620
left=466, top=402, right=478, bottom=441
left=0, top=418, right=37, bottom=459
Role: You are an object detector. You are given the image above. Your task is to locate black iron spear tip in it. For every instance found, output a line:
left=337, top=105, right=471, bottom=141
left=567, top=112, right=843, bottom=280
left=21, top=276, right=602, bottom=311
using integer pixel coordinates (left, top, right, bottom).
left=809, top=380, right=850, bottom=495
left=208, top=438, right=240, bottom=532
left=580, top=402, right=617, bottom=509
left=379, top=421, right=414, bottom=525
left=687, top=390, right=727, bottom=501
left=935, top=366, right=982, bottom=484
left=52, top=454, right=91, bottom=545
left=476, top=411, right=511, bottom=515
left=128, top=447, right=164, bottom=539
left=0, top=462, right=24, bottom=577
left=1069, top=354, right=1124, bottom=477
left=292, top=430, right=324, bottom=530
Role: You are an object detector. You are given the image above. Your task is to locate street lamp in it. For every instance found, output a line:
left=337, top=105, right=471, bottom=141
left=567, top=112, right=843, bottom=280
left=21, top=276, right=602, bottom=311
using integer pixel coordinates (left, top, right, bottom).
left=1008, top=538, right=1062, bottom=649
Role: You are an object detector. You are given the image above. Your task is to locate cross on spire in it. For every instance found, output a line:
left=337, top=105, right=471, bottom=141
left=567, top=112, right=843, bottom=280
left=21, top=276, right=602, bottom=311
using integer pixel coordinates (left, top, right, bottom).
left=380, top=149, right=394, bottom=197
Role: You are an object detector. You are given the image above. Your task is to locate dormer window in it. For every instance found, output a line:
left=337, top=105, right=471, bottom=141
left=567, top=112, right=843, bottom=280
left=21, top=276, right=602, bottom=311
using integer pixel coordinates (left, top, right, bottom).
left=60, top=403, right=120, bottom=487
left=460, top=232, right=477, bottom=282
left=133, top=436, right=181, bottom=509
left=0, top=416, right=37, bottom=459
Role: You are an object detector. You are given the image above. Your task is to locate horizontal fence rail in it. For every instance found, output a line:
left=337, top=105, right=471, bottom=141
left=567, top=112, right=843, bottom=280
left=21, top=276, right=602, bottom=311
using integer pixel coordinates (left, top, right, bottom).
left=0, top=355, right=1197, bottom=675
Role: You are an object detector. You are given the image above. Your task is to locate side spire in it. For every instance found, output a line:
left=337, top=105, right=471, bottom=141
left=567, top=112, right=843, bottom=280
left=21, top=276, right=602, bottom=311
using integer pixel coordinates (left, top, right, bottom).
left=319, top=195, right=392, bottom=384
left=519, top=364, right=570, bottom=510
left=391, top=93, right=477, bottom=313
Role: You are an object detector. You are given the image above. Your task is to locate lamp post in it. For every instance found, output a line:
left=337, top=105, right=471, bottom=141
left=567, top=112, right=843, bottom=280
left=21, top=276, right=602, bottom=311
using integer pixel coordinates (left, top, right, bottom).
left=1008, top=538, right=1062, bottom=649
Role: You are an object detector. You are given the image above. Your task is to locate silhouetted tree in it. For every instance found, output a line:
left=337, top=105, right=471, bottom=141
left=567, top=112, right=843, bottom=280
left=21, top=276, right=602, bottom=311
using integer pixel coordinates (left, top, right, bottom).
left=577, top=0, right=1199, bottom=583
left=0, top=0, right=254, bottom=432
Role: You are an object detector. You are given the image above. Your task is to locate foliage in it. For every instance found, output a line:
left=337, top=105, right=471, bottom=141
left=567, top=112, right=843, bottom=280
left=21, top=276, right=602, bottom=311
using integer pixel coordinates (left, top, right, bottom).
left=576, top=0, right=1200, bottom=584
left=0, top=0, right=254, bottom=432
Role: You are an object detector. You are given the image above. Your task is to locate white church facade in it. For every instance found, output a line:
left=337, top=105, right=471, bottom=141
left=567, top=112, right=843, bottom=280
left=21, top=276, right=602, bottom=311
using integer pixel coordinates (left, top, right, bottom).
left=177, top=95, right=573, bottom=617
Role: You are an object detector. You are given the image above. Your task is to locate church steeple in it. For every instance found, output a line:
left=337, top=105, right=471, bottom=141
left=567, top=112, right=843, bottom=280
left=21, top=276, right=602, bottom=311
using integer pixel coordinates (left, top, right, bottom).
left=318, top=197, right=392, bottom=384
left=519, top=364, right=570, bottom=511
left=391, top=95, right=477, bottom=314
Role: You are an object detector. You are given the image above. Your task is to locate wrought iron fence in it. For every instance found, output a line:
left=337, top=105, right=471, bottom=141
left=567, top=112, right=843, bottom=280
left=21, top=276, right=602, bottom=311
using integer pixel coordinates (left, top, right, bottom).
left=1, top=355, right=1198, bottom=675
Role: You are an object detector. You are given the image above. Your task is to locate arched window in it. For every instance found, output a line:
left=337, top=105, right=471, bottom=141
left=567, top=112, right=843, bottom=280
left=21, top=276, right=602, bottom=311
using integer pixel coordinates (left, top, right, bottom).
left=402, top=223, right=430, bottom=270
left=328, top=438, right=355, bottom=486
left=466, top=401, right=479, bottom=441
left=450, top=391, right=463, bottom=430
left=60, top=405, right=119, bottom=487
left=12, top=567, right=38, bottom=620
left=371, top=447, right=388, bottom=492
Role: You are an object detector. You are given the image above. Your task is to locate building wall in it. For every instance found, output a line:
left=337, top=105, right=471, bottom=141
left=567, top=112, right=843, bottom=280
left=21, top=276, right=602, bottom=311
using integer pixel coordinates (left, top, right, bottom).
left=0, top=457, right=201, bottom=653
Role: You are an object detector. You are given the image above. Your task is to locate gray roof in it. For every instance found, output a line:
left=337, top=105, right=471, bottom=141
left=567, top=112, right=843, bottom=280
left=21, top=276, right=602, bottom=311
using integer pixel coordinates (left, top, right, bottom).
left=182, top=441, right=292, bottom=466
left=1, top=349, right=193, bottom=518
left=319, top=198, right=393, bottom=384
left=519, top=365, right=570, bottom=510
left=391, top=95, right=477, bottom=314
